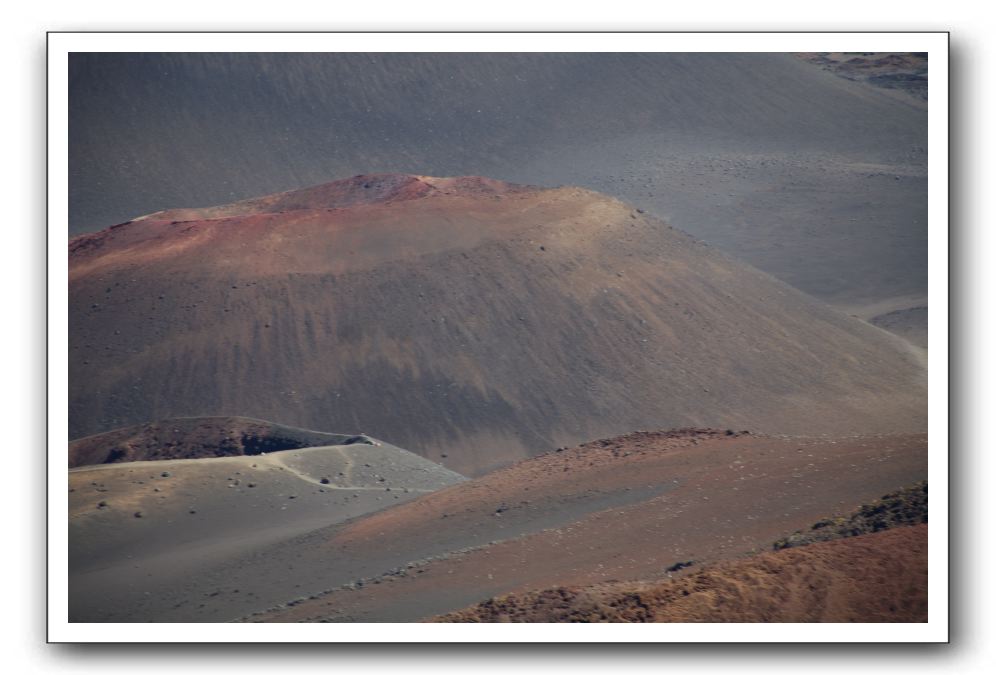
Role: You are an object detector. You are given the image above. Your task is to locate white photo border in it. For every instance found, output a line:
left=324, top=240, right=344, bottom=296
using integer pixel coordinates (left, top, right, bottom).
left=47, top=31, right=949, bottom=643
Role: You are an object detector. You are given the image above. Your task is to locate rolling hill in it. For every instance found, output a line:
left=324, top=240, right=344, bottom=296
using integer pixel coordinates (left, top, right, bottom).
left=243, top=430, right=926, bottom=623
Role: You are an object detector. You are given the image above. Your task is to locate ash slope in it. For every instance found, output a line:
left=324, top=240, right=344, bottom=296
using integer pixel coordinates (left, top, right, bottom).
left=69, top=174, right=925, bottom=475
left=70, top=53, right=926, bottom=316
left=70, top=53, right=923, bottom=236
left=69, top=415, right=371, bottom=468
left=69, top=437, right=465, bottom=622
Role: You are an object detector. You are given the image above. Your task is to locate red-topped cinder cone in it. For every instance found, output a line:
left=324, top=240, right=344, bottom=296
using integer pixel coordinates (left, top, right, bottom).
left=69, top=175, right=925, bottom=476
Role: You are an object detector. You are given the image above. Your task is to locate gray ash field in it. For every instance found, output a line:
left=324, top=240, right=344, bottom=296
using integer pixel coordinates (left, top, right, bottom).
left=69, top=432, right=465, bottom=622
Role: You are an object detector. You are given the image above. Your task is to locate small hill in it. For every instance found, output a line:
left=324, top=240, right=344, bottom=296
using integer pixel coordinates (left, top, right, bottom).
left=68, top=415, right=370, bottom=467
left=69, top=436, right=465, bottom=622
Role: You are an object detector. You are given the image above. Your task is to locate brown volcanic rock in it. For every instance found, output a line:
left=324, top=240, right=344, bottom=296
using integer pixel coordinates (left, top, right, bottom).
left=68, top=415, right=368, bottom=468
left=69, top=174, right=925, bottom=475
left=773, top=481, right=927, bottom=550
left=436, top=524, right=928, bottom=623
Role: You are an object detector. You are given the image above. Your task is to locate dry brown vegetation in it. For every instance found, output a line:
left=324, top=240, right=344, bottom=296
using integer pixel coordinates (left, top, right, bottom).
left=773, top=481, right=927, bottom=550
left=436, top=524, right=927, bottom=623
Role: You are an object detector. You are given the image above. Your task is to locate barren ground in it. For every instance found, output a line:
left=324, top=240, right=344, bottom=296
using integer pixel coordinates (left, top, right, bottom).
left=244, top=430, right=925, bottom=623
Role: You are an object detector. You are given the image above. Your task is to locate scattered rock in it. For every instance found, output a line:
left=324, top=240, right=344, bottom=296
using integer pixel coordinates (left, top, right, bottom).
left=665, top=560, right=696, bottom=573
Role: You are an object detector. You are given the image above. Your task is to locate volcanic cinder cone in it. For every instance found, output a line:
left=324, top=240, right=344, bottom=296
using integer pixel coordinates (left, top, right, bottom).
left=69, top=174, right=925, bottom=475
left=70, top=54, right=928, bottom=316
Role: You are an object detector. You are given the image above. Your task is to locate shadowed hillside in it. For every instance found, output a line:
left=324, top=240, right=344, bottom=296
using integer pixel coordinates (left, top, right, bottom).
left=68, top=416, right=373, bottom=468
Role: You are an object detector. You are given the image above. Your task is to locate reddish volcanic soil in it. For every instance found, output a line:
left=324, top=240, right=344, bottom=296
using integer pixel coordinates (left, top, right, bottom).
left=435, top=524, right=928, bottom=623
left=69, top=174, right=925, bottom=476
left=243, top=430, right=926, bottom=623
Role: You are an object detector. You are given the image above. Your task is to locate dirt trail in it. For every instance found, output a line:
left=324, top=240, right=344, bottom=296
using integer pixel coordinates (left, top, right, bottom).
left=335, top=446, right=356, bottom=484
left=260, top=445, right=438, bottom=492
